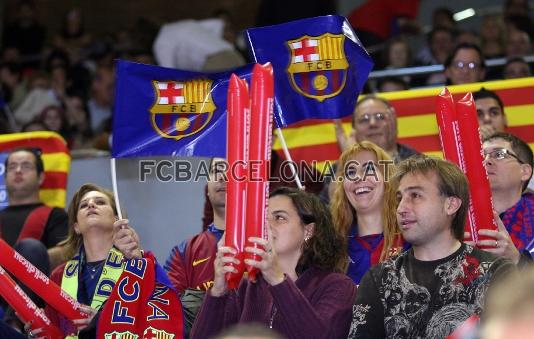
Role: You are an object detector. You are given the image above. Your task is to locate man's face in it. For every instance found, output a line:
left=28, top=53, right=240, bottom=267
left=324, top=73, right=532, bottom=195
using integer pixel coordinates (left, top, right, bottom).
left=396, top=171, right=457, bottom=247
left=483, top=139, right=531, bottom=193
left=506, top=30, right=531, bottom=58
left=445, top=48, right=485, bottom=85
left=207, top=158, right=227, bottom=209
left=91, top=68, right=115, bottom=106
left=5, top=151, right=43, bottom=199
left=353, top=99, right=397, bottom=152
left=476, top=97, right=507, bottom=133
left=504, top=60, right=531, bottom=79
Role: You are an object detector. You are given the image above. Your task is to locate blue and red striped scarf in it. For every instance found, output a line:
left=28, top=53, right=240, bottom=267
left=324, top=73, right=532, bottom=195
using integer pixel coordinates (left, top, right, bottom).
left=500, top=192, right=534, bottom=251
left=97, top=252, right=184, bottom=338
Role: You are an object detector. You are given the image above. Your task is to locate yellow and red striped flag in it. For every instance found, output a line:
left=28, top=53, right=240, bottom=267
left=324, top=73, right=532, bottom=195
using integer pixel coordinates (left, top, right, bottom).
left=0, top=131, right=70, bottom=208
left=274, top=77, right=534, bottom=172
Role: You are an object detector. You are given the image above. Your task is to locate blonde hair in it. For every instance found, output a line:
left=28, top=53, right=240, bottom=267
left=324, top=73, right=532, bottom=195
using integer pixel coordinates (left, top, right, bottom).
left=330, top=141, right=400, bottom=261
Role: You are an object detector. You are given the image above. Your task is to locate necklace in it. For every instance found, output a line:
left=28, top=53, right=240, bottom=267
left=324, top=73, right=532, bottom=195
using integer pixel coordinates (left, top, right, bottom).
left=86, top=260, right=105, bottom=280
left=269, top=305, right=277, bottom=329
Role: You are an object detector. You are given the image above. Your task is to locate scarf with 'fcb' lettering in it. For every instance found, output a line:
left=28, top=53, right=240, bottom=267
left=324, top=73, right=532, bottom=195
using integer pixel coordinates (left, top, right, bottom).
left=97, top=251, right=184, bottom=339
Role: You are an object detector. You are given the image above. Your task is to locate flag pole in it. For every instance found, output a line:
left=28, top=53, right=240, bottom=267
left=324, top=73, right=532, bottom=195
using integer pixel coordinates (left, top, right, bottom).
left=275, top=127, right=303, bottom=190
left=110, top=158, right=123, bottom=220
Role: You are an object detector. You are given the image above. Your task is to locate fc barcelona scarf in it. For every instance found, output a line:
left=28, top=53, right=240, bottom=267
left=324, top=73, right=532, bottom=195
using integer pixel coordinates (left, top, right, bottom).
left=97, top=252, right=184, bottom=338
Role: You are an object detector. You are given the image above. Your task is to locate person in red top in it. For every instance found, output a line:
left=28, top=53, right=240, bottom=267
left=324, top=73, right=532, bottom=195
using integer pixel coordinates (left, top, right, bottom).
left=0, top=147, right=67, bottom=331
left=0, top=147, right=67, bottom=266
left=164, top=158, right=226, bottom=335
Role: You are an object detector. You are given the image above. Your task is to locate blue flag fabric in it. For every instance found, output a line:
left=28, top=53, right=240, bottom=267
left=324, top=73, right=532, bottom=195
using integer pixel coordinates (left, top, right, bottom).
left=112, top=60, right=254, bottom=158
left=246, top=15, right=374, bottom=127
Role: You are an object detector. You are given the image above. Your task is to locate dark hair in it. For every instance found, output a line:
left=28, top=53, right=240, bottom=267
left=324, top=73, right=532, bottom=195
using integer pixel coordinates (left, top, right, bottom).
left=444, top=42, right=486, bottom=69
left=433, top=7, right=454, bottom=24
left=269, top=187, right=347, bottom=273
left=377, top=77, right=409, bottom=92
left=20, top=119, right=46, bottom=132
left=393, top=156, right=469, bottom=241
left=5, top=147, right=44, bottom=175
left=504, top=56, right=532, bottom=74
left=473, top=88, right=504, bottom=112
left=427, top=26, right=454, bottom=44
left=0, top=62, right=22, bottom=77
left=483, top=132, right=534, bottom=191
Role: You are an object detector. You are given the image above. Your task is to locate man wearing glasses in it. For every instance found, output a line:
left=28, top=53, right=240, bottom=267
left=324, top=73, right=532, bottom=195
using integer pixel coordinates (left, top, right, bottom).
left=482, top=132, right=534, bottom=259
left=1, top=148, right=68, bottom=256
left=336, top=95, right=419, bottom=163
left=444, top=43, right=486, bottom=85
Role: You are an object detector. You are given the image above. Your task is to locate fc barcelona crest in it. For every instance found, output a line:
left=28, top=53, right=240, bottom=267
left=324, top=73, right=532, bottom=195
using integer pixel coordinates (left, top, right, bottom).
left=150, top=80, right=216, bottom=140
left=286, top=33, right=349, bottom=102
left=104, top=331, right=139, bottom=339
left=143, top=327, right=174, bottom=339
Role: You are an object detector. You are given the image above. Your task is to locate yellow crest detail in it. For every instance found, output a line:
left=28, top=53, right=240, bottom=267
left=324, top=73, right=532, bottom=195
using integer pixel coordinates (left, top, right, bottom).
left=150, top=80, right=216, bottom=140
left=286, top=33, right=348, bottom=102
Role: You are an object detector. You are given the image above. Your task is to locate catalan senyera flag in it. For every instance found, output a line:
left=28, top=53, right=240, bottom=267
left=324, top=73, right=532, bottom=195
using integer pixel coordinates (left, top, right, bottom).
left=0, top=131, right=70, bottom=208
left=274, top=77, right=534, bottom=171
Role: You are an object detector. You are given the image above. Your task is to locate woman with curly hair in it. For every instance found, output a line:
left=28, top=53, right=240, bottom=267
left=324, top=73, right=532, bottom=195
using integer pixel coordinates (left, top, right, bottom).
left=331, top=141, right=405, bottom=284
left=191, top=187, right=356, bottom=339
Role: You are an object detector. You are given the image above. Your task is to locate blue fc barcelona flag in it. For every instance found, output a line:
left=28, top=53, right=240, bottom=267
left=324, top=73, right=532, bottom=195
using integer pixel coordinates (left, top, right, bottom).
left=112, top=60, right=254, bottom=158
left=246, top=15, right=374, bottom=127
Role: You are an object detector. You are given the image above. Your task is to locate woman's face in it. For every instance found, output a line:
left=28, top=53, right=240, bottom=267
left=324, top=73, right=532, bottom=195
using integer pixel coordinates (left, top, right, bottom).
left=342, top=150, right=386, bottom=214
left=74, top=190, right=116, bottom=235
left=43, top=108, right=62, bottom=132
left=389, top=42, right=409, bottom=68
left=268, top=195, right=311, bottom=257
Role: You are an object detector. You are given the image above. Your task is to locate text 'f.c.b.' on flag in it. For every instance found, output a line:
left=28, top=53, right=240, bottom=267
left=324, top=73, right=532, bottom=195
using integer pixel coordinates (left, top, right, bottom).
left=246, top=15, right=374, bottom=127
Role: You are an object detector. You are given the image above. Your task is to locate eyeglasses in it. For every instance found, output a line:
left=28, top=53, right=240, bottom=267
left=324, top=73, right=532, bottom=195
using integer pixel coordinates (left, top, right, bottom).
left=483, top=148, right=524, bottom=164
left=452, top=61, right=480, bottom=71
left=7, top=162, right=36, bottom=172
left=356, top=112, right=389, bottom=125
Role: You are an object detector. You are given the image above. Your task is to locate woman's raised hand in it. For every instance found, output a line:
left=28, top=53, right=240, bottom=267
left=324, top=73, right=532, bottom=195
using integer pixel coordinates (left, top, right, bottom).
left=113, top=219, right=142, bottom=259
left=211, top=238, right=240, bottom=297
left=244, top=237, right=285, bottom=286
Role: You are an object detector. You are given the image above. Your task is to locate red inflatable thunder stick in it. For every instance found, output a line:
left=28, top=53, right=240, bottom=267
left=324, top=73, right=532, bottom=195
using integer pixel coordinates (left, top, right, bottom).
left=0, top=265, right=63, bottom=339
left=0, top=238, right=87, bottom=321
left=436, top=89, right=497, bottom=246
left=455, top=93, right=497, bottom=246
left=225, top=74, right=250, bottom=288
left=245, top=63, right=274, bottom=281
left=436, top=88, right=463, bottom=167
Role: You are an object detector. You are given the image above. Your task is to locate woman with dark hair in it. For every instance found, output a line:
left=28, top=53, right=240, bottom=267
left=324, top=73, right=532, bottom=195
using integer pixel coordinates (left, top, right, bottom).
left=39, top=105, right=72, bottom=144
left=330, top=141, right=405, bottom=284
left=44, top=183, right=141, bottom=337
left=191, top=187, right=356, bottom=339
